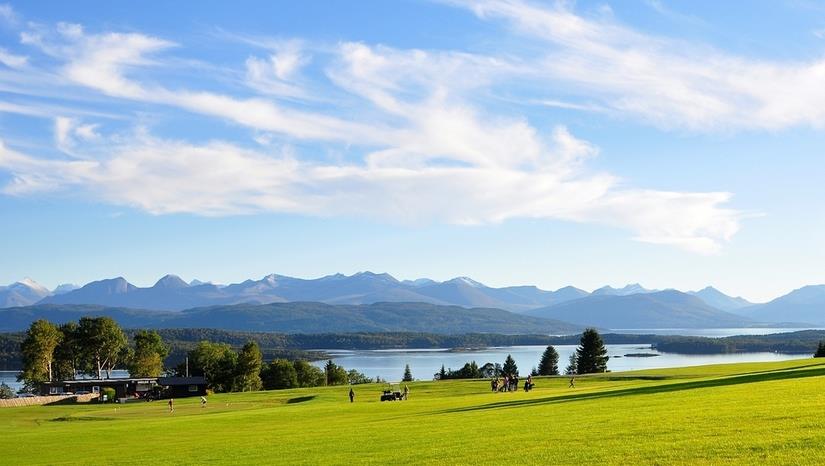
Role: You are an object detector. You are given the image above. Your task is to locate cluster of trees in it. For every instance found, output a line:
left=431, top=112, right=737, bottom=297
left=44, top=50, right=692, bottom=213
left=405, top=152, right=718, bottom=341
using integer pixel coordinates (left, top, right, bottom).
left=17, top=318, right=375, bottom=395
left=259, top=359, right=371, bottom=390
left=181, top=340, right=263, bottom=392
left=436, top=361, right=499, bottom=380
left=18, top=318, right=170, bottom=391
left=433, top=329, right=609, bottom=380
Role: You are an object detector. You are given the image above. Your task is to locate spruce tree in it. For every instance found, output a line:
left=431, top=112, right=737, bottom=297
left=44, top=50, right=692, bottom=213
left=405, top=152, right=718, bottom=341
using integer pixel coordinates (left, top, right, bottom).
left=402, top=364, right=413, bottom=382
left=815, top=341, right=825, bottom=358
left=565, top=353, right=578, bottom=375
left=502, top=354, right=518, bottom=377
left=537, top=345, right=560, bottom=376
left=575, top=328, right=609, bottom=374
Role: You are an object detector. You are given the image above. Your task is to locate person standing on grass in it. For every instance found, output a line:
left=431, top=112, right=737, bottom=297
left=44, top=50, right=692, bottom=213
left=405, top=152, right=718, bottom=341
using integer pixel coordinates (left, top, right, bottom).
left=349, top=388, right=355, bottom=403
left=168, top=398, right=174, bottom=413
left=569, top=376, right=575, bottom=388
left=200, top=396, right=207, bottom=408
left=403, top=384, right=409, bottom=400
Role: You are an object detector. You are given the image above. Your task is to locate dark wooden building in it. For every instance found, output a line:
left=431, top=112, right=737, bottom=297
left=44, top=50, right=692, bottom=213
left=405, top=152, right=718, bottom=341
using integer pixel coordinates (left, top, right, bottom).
left=40, top=376, right=207, bottom=400
left=40, top=378, right=158, bottom=400
left=158, top=376, right=207, bottom=397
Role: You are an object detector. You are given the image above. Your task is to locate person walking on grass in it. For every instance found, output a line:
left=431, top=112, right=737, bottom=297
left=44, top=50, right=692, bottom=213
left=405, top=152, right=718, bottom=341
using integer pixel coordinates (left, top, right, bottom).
left=349, top=387, right=355, bottom=403
left=569, top=376, right=575, bottom=389
left=168, top=398, right=174, bottom=413
left=200, top=396, right=207, bottom=408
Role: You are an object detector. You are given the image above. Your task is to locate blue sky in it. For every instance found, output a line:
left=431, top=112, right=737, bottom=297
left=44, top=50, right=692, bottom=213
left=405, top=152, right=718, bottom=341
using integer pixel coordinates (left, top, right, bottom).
left=1, top=1, right=825, bottom=302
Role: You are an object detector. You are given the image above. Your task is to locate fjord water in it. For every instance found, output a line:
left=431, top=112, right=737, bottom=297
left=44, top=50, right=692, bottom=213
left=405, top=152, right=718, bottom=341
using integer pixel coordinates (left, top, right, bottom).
left=315, top=343, right=809, bottom=382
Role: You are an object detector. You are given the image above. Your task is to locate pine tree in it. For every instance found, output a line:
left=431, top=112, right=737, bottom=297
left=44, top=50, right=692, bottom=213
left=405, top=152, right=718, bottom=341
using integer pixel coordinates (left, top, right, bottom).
left=537, top=345, right=560, bottom=375
left=502, top=354, right=518, bottom=377
left=402, top=364, right=413, bottom=382
left=565, top=353, right=578, bottom=375
left=438, top=364, right=447, bottom=380
left=815, top=341, right=825, bottom=358
left=576, top=328, right=609, bottom=374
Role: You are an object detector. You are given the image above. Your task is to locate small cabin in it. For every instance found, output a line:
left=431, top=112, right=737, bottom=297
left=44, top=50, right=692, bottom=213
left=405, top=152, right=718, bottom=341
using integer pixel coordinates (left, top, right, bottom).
left=157, top=376, right=207, bottom=397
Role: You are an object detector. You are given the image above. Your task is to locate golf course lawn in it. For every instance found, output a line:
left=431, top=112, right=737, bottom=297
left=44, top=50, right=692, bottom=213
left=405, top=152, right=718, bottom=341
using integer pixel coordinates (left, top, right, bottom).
left=3, top=358, right=825, bottom=465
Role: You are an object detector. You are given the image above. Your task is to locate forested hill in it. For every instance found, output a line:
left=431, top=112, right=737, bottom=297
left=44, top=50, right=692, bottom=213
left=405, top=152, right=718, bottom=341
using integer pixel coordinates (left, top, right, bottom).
left=0, top=302, right=582, bottom=334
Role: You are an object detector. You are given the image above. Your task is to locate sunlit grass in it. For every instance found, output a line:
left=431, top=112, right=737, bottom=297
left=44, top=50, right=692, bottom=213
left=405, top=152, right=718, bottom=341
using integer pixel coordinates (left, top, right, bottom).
left=3, top=358, right=825, bottom=464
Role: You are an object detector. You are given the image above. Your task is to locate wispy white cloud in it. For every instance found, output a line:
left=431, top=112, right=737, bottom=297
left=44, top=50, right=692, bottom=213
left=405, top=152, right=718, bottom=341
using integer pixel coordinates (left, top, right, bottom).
left=0, top=14, right=746, bottom=253
left=0, top=47, right=26, bottom=68
left=451, top=0, right=825, bottom=131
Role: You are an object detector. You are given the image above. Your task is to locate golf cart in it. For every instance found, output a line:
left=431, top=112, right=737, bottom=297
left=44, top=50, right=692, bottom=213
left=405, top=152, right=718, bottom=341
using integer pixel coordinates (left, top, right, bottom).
left=380, top=383, right=403, bottom=401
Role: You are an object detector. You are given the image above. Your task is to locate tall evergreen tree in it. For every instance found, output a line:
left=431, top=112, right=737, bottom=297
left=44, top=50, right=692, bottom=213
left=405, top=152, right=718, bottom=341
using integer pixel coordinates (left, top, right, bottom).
left=565, top=353, right=578, bottom=375
left=402, top=364, right=413, bottom=382
left=537, top=345, right=560, bottom=376
left=19, top=319, right=62, bottom=389
left=815, top=341, right=825, bottom=358
left=438, top=364, right=447, bottom=380
left=502, top=354, right=518, bottom=377
left=127, top=330, right=169, bottom=377
left=575, top=328, right=609, bottom=374
left=236, top=341, right=263, bottom=392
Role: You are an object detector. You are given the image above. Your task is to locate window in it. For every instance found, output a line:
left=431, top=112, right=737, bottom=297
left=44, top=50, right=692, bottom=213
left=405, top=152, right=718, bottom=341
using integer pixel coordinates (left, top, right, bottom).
left=188, top=385, right=198, bottom=392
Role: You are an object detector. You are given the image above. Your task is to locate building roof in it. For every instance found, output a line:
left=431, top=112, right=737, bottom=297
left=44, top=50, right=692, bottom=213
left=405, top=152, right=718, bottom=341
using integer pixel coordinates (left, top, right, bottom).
left=157, top=376, right=207, bottom=386
left=43, top=378, right=158, bottom=385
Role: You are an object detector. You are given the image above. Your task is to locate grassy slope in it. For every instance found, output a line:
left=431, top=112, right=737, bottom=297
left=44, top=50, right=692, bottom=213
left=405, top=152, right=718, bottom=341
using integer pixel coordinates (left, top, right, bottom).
left=3, top=359, right=825, bottom=465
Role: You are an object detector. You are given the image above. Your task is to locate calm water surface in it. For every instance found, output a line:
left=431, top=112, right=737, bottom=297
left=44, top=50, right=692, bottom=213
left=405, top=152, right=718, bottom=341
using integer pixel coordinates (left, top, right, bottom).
left=312, top=344, right=809, bottom=381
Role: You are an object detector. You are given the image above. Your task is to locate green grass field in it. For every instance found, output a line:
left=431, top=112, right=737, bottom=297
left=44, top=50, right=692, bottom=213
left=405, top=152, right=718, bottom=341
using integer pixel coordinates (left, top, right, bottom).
left=3, top=358, right=825, bottom=465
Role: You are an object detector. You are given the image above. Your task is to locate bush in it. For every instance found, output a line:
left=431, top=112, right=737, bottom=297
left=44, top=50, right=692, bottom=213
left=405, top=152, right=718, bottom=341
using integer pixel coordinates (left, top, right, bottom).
left=0, top=383, right=14, bottom=399
left=100, top=387, right=116, bottom=402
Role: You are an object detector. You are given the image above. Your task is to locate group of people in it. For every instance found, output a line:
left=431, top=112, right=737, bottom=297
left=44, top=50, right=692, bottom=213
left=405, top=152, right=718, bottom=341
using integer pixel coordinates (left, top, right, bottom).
left=491, top=374, right=534, bottom=392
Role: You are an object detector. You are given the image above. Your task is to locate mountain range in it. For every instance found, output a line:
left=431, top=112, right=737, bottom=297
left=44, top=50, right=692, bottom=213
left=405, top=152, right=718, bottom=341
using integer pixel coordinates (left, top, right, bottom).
left=524, top=290, right=754, bottom=329
left=3, top=273, right=746, bottom=313
left=731, top=285, right=825, bottom=325
left=2, top=273, right=823, bottom=329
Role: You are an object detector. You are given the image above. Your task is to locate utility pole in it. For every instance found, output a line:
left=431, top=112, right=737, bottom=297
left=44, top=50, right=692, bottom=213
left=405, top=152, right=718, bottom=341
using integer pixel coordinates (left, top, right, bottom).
left=186, top=356, right=189, bottom=377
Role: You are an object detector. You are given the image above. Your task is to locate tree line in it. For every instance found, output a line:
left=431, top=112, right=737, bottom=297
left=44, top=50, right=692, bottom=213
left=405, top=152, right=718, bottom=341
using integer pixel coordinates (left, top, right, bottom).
left=17, top=317, right=171, bottom=391
left=16, top=318, right=372, bottom=394
left=435, top=328, right=610, bottom=379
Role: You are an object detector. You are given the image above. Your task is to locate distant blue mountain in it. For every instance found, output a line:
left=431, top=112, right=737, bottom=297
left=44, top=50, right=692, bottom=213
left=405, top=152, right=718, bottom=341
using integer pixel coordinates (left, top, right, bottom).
left=736, top=285, right=825, bottom=324
left=524, top=290, right=754, bottom=329
left=688, top=286, right=752, bottom=311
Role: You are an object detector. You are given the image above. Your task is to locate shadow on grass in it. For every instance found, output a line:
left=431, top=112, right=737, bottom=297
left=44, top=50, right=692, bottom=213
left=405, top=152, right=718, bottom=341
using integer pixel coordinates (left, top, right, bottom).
left=436, top=365, right=825, bottom=415
left=50, top=416, right=116, bottom=422
left=286, top=396, right=317, bottom=404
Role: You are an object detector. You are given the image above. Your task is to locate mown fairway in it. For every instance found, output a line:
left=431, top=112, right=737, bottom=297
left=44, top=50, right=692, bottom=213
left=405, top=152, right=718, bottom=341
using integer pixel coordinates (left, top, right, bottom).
left=3, top=359, right=825, bottom=465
